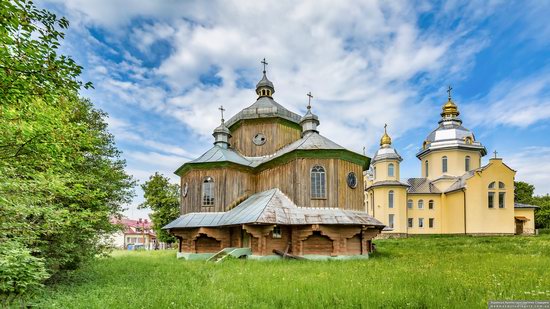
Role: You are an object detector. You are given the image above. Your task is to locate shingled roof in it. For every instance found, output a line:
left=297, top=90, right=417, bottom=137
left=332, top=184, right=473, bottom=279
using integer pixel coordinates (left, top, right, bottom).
left=406, top=178, right=441, bottom=194
left=163, top=189, right=384, bottom=229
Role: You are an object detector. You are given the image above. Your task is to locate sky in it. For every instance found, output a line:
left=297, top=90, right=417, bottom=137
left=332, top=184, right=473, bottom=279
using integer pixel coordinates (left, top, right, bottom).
left=39, top=0, right=550, bottom=219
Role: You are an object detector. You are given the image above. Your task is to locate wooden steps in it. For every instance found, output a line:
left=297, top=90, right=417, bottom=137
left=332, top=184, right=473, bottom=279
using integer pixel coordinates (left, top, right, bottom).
left=207, top=247, right=252, bottom=263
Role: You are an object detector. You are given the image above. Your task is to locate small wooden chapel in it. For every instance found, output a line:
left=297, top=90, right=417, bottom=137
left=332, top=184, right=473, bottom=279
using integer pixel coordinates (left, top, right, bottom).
left=164, top=60, right=384, bottom=259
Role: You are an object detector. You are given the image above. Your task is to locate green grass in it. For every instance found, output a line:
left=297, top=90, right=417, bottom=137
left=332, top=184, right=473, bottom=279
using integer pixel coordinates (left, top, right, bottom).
left=33, top=235, right=550, bottom=308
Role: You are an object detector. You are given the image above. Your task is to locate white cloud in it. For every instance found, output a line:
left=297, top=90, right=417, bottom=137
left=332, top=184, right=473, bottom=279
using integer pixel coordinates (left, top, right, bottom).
left=464, top=73, right=550, bottom=127
left=506, top=146, right=550, bottom=195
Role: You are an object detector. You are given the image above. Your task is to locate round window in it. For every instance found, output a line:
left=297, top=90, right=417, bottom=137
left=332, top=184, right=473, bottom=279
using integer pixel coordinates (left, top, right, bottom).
left=347, top=172, right=357, bottom=189
left=253, top=133, right=267, bottom=145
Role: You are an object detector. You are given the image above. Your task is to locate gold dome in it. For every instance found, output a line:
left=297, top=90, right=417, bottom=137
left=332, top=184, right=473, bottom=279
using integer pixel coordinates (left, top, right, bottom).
left=441, top=98, right=460, bottom=117
left=380, top=124, right=392, bottom=146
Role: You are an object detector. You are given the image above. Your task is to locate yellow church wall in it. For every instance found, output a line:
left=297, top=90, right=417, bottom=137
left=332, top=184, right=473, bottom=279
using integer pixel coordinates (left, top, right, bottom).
left=463, top=159, right=515, bottom=234
left=514, top=208, right=536, bottom=234
left=441, top=190, right=466, bottom=234
left=420, top=149, right=481, bottom=179
left=406, top=194, right=443, bottom=234
left=372, top=160, right=400, bottom=182
left=369, top=186, right=408, bottom=234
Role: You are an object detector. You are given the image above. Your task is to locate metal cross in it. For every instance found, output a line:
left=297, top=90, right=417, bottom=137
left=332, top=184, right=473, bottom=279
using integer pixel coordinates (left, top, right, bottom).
left=219, top=105, right=225, bottom=123
left=447, top=85, right=453, bottom=100
left=493, top=150, right=498, bottom=158
left=363, top=146, right=366, bottom=155
left=307, top=92, right=313, bottom=109
left=384, top=123, right=388, bottom=133
left=261, top=58, right=268, bottom=73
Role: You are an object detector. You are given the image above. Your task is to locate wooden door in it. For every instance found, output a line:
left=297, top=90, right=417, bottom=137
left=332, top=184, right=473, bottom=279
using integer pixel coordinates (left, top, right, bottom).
left=515, top=220, right=524, bottom=235
left=242, top=230, right=251, bottom=248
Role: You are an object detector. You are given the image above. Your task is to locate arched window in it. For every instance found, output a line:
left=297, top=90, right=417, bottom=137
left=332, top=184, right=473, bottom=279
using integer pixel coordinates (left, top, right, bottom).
left=425, top=160, right=429, bottom=177
left=488, top=182, right=495, bottom=208
left=465, top=156, right=471, bottom=171
left=388, top=163, right=395, bottom=177
left=498, top=182, right=505, bottom=189
left=442, top=156, right=448, bottom=173
left=418, top=199, right=424, bottom=209
left=202, top=177, right=215, bottom=206
left=428, top=200, right=434, bottom=209
left=407, top=199, right=413, bottom=209
left=373, top=167, right=377, bottom=180
left=311, top=165, right=326, bottom=199
left=388, top=190, right=394, bottom=208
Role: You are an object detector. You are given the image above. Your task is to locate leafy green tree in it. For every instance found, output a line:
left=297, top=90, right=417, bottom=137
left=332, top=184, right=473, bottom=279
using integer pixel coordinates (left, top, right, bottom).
left=514, top=181, right=535, bottom=204
left=0, top=0, right=134, bottom=298
left=532, top=195, right=550, bottom=229
left=139, top=173, right=180, bottom=244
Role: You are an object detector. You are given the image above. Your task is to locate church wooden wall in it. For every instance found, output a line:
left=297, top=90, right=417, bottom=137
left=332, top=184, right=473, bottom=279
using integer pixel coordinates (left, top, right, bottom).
left=256, top=158, right=364, bottom=209
left=230, top=119, right=301, bottom=157
left=180, top=168, right=255, bottom=214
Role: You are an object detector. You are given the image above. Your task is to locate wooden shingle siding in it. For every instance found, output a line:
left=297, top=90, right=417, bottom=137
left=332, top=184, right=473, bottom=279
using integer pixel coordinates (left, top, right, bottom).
left=230, top=119, right=301, bottom=157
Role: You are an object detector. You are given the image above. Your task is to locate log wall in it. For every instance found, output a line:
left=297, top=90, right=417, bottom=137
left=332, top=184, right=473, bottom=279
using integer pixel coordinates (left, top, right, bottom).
left=230, top=119, right=301, bottom=157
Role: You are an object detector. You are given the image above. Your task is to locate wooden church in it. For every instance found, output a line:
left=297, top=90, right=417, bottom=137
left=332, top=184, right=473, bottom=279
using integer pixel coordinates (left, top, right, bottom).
left=164, top=60, right=384, bottom=259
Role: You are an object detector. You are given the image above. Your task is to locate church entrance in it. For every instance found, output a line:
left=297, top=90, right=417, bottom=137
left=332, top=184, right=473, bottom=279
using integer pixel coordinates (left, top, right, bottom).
left=514, top=217, right=529, bottom=235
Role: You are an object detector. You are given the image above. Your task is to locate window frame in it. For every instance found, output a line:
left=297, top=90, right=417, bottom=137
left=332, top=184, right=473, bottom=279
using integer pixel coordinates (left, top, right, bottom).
left=465, top=155, right=471, bottom=171
left=407, top=199, right=413, bottom=209
left=429, top=218, right=434, bottom=228
left=388, top=214, right=395, bottom=229
left=499, top=192, right=505, bottom=208
left=310, top=165, right=327, bottom=199
left=418, top=218, right=424, bottom=228
left=388, top=190, right=394, bottom=208
left=428, top=200, right=434, bottom=210
left=202, top=176, right=215, bottom=207
left=425, top=160, right=429, bottom=177
left=488, top=191, right=495, bottom=209
left=442, top=156, right=448, bottom=173
left=418, top=199, right=424, bottom=209
left=272, top=226, right=282, bottom=239
left=407, top=218, right=413, bottom=228
left=388, top=163, right=395, bottom=177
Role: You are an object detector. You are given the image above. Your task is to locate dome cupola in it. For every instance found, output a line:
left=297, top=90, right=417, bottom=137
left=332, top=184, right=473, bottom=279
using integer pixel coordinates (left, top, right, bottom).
left=380, top=124, right=392, bottom=147
left=300, top=92, right=320, bottom=136
left=213, top=105, right=231, bottom=148
left=256, top=58, right=275, bottom=98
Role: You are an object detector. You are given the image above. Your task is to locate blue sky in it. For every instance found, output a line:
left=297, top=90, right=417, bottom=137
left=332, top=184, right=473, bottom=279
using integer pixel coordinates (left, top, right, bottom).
left=40, top=0, right=550, bottom=219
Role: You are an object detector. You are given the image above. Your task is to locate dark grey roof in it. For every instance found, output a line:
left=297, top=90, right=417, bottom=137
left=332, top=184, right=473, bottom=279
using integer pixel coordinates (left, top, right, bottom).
left=163, top=189, right=385, bottom=229
left=366, top=180, right=409, bottom=190
left=225, top=96, right=301, bottom=128
left=406, top=178, right=441, bottom=194
left=514, top=203, right=540, bottom=209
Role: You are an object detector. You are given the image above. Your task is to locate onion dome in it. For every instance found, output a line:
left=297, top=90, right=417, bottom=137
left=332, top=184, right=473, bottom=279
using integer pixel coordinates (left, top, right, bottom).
left=417, top=87, right=487, bottom=158
left=380, top=124, right=392, bottom=147
left=300, top=92, right=320, bottom=136
left=372, top=124, right=402, bottom=164
left=213, top=106, right=231, bottom=148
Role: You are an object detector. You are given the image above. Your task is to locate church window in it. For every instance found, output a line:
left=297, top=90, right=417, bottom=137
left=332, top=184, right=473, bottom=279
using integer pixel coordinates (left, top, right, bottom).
left=488, top=192, right=495, bottom=208
left=388, top=191, right=394, bottom=208
left=488, top=182, right=495, bottom=189
left=499, top=192, right=506, bottom=208
left=407, top=218, right=413, bottom=228
left=202, top=177, right=215, bottom=206
left=373, top=167, right=377, bottom=180
left=418, top=218, right=424, bottom=228
left=407, top=199, right=413, bottom=209
left=388, top=214, right=394, bottom=229
left=465, top=156, right=471, bottom=171
left=425, top=160, right=429, bottom=177
left=418, top=199, right=424, bottom=209
left=442, top=156, right=448, bottom=173
left=498, top=182, right=505, bottom=189
left=429, top=218, right=434, bottom=228
left=272, top=226, right=282, bottom=239
left=311, top=165, right=326, bottom=199
left=428, top=200, right=434, bottom=209
left=388, top=163, right=395, bottom=177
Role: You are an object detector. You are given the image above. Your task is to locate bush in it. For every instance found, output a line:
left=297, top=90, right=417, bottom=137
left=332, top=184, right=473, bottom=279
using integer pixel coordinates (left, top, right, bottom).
left=0, top=242, right=49, bottom=305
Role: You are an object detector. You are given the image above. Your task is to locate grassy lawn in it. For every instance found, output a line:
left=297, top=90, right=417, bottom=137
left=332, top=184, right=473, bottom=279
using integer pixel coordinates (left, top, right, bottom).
left=34, top=235, right=550, bottom=308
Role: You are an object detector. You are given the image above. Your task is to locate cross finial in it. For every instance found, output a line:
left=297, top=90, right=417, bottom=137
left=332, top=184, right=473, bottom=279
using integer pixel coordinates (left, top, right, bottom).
left=384, top=123, right=388, bottom=133
left=218, top=105, right=225, bottom=123
left=362, top=146, right=366, bottom=155
left=493, top=150, right=498, bottom=158
left=447, top=85, right=453, bottom=100
left=261, top=58, right=268, bottom=74
left=307, top=91, right=313, bottom=110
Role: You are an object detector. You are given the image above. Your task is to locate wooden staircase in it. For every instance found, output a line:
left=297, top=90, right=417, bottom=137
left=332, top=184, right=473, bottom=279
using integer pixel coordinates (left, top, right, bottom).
left=207, top=247, right=252, bottom=263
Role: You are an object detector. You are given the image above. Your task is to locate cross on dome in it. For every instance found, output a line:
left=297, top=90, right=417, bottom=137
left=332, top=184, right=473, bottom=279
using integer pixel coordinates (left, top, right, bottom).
left=218, top=105, right=225, bottom=123
left=307, top=92, right=313, bottom=110
left=447, top=85, right=453, bottom=100
left=261, top=58, right=268, bottom=74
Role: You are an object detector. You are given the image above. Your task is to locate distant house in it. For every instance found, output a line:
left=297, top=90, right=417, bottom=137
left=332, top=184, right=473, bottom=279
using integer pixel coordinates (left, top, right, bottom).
left=110, top=218, right=158, bottom=250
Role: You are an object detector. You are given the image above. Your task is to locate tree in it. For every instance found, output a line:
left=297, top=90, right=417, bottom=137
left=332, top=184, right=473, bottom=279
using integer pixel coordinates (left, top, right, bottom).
left=514, top=181, right=535, bottom=204
left=532, top=195, right=550, bottom=229
left=0, top=0, right=134, bottom=299
left=139, top=173, right=180, bottom=244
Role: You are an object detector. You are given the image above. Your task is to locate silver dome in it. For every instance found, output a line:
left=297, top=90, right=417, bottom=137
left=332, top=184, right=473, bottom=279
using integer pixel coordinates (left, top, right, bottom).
left=372, top=146, right=402, bottom=164
left=417, top=119, right=487, bottom=158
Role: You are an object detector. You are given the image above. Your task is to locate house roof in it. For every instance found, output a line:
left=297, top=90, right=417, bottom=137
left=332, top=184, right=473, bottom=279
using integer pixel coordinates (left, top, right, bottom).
left=163, top=189, right=385, bottom=229
left=225, top=96, right=302, bottom=129
left=406, top=178, right=441, bottom=194
left=514, top=203, right=540, bottom=209
left=366, top=180, right=409, bottom=190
